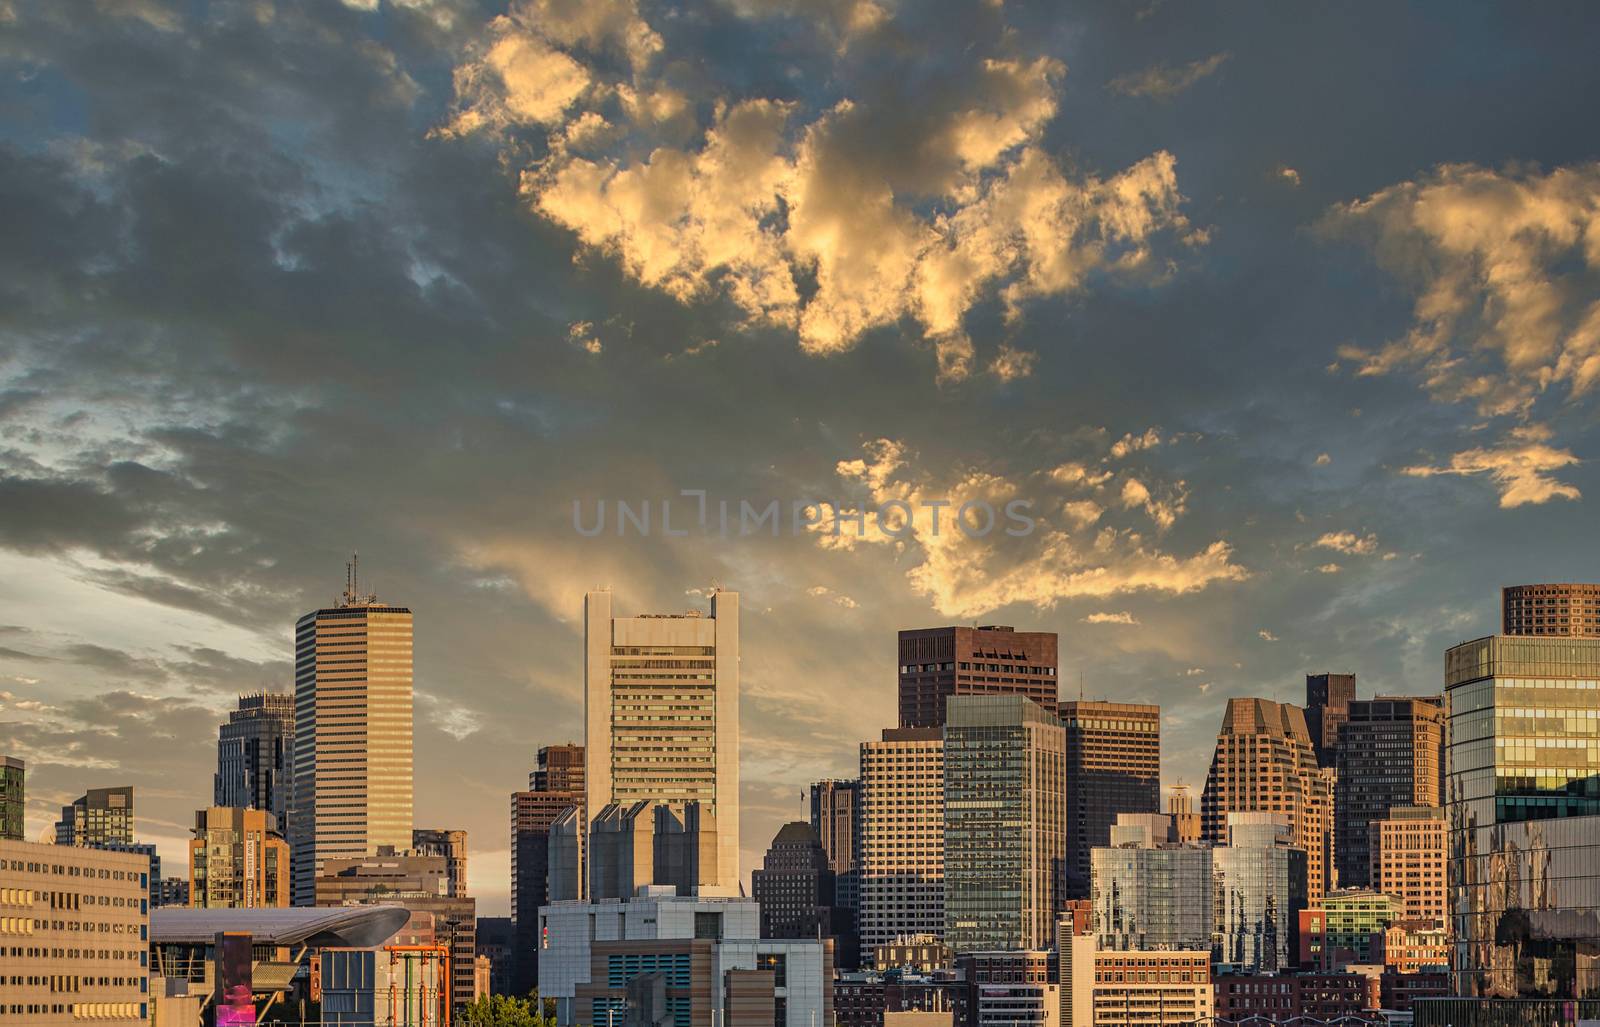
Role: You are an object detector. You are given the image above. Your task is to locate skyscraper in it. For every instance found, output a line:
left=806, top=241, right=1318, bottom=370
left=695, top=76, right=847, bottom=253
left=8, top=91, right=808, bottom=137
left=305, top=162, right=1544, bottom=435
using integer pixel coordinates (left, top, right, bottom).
left=1304, top=672, right=1357, bottom=769
left=1334, top=695, right=1445, bottom=888
left=1501, top=582, right=1600, bottom=637
left=896, top=625, right=1058, bottom=729
left=1202, top=698, right=1333, bottom=905
left=1445, top=632, right=1600, bottom=998
left=1059, top=700, right=1161, bottom=898
left=858, top=727, right=944, bottom=951
left=189, top=805, right=290, bottom=908
left=812, top=780, right=864, bottom=947
left=511, top=743, right=584, bottom=994
left=944, top=694, right=1066, bottom=953
left=810, top=778, right=860, bottom=879
left=1, top=756, right=22, bottom=840
left=215, top=691, right=295, bottom=820
left=54, top=786, right=134, bottom=846
left=290, top=559, right=415, bottom=905
left=752, top=820, right=855, bottom=966
left=584, top=589, right=739, bottom=889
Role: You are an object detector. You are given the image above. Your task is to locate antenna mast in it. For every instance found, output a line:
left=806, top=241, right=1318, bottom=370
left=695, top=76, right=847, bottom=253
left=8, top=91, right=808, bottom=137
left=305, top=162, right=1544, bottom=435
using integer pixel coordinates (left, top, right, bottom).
left=340, top=551, right=378, bottom=607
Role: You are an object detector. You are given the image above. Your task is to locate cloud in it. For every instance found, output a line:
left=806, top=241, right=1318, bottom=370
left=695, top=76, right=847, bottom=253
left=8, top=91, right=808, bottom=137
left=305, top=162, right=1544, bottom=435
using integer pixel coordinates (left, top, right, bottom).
left=1119, top=476, right=1186, bottom=531
left=805, top=585, right=860, bottom=609
left=810, top=438, right=1247, bottom=617
left=445, top=2, right=1199, bottom=372
left=1315, top=562, right=1342, bottom=574
left=1326, top=162, right=1600, bottom=417
left=989, top=345, right=1037, bottom=382
left=1401, top=424, right=1582, bottom=507
left=1110, top=428, right=1162, bottom=460
left=1314, top=452, right=1331, bottom=466
left=568, top=320, right=602, bottom=354
left=1258, top=629, right=1278, bottom=642
left=1278, top=166, right=1302, bottom=187
left=1082, top=610, right=1139, bottom=625
left=1108, top=52, right=1231, bottom=100
left=1314, top=530, right=1378, bottom=555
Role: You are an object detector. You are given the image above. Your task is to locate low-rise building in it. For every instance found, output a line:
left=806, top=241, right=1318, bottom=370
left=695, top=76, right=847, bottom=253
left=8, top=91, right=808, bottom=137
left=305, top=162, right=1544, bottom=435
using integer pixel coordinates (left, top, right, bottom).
left=1088, top=950, right=1212, bottom=1027
left=540, top=890, right=833, bottom=1027
left=149, top=905, right=410, bottom=1018
left=1378, top=969, right=1450, bottom=1012
left=0, top=838, right=150, bottom=1027
left=1212, top=968, right=1379, bottom=1022
left=957, top=951, right=1056, bottom=1027
left=321, top=945, right=451, bottom=1027
left=316, top=849, right=477, bottom=1012
left=1375, top=921, right=1450, bottom=975
left=872, top=936, right=952, bottom=973
left=834, top=971, right=966, bottom=1027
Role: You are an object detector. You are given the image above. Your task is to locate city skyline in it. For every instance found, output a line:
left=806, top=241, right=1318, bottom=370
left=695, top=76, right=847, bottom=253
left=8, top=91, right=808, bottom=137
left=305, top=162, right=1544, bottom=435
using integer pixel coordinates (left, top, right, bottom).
left=4, top=0, right=1600, bottom=926
left=0, top=566, right=1582, bottom=916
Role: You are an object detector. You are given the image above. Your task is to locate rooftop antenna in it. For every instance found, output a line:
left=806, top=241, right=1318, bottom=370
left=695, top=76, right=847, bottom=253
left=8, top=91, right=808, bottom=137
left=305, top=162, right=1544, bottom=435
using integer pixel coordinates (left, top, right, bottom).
left=341, top=551, right=377, bottom=607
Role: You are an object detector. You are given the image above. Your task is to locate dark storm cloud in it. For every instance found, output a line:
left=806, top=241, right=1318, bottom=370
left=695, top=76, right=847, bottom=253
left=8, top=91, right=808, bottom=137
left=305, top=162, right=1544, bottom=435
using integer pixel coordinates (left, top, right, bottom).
left=2, top=0, right=1600, bottom=902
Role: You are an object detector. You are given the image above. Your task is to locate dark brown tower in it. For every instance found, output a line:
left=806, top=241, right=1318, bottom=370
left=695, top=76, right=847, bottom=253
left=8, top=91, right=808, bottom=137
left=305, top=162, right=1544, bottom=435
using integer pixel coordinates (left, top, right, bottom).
left=897, top=625, right=1058, bottom=728
left=511, top=743, right=584, bottom=994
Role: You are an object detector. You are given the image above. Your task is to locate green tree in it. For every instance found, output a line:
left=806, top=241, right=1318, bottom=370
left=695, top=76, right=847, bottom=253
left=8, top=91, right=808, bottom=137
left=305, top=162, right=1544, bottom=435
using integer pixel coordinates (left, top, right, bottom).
left=458, top=992, right=556, bottom=1027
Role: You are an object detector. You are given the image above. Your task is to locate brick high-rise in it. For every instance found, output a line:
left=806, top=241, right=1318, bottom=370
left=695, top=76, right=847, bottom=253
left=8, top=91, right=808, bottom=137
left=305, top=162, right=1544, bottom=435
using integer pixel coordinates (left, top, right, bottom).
left=1501, top=583, right=1600, bottom=637
left=1201, top=697, right=1333, bottom=905
left=189, top=805, right=290, bottom=908
left=896, top=625, right=1057, bottom=728
left=1060, top=700, right=1161, bottom=898
left=511, top=743, right=584, bottom=995
left=1333, top=695, right=1445, bottom=888
left=1368, top=805, right=1447, bottom=926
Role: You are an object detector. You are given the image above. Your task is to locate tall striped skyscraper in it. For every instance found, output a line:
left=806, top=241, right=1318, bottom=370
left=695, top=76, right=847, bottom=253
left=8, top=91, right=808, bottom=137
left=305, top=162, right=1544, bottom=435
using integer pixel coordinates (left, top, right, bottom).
left=289, top=558, right=414, bottom=905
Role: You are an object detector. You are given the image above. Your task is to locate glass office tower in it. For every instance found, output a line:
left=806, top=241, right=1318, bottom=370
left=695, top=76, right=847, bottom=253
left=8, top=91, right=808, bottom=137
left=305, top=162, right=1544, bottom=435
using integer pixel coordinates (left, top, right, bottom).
left=944, top=694, right=1066, bottom=953
left=1445, top=635, right=1600, bottom=999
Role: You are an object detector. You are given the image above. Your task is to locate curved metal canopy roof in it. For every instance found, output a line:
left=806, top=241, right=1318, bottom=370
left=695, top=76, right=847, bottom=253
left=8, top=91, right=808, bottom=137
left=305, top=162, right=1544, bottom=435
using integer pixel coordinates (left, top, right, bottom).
left=151, top=905, right=410, bottom=948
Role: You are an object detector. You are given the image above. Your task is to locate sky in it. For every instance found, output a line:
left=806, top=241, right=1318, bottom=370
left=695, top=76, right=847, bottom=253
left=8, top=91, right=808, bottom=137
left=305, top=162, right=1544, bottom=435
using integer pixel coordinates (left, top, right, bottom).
left=2, top=0, right=1600, bottom=916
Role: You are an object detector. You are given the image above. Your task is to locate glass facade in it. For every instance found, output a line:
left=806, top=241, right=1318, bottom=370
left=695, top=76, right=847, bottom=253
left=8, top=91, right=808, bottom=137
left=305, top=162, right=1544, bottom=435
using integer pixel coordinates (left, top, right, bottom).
left=1213, top=816, right=1308, bottom=973
left=944, top=695, right=1065, bottom=953
left=1091, top=845, right=1213, bottom=952
left=1446, top=635, right=1600, bottom=999
left=0, top=758, right=21, bottom=841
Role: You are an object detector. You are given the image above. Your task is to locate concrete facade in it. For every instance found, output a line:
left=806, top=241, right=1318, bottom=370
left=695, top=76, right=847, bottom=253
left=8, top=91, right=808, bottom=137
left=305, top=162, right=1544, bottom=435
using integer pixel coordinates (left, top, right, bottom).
left=0, top=838, right=150, bottom=1027
left=585, top=590, right=740, bottom=892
